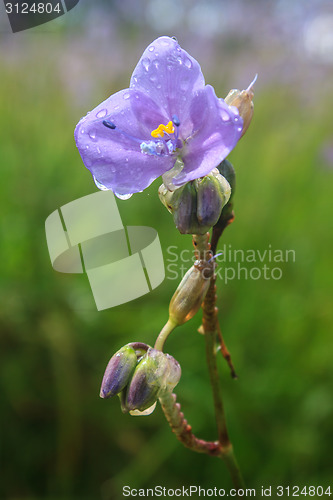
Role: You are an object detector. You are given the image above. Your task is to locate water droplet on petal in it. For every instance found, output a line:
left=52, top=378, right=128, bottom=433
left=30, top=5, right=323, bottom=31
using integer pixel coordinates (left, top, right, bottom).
left=123, top=92, right=130, bottom=100
left=141, top=58, right=150, bottom=71
left=220, top=110, right=230, bottom=122
left=93, top=176, right=108, bottom=191
left=96, top=109, right=107, bottom=118
left=115, top=192, right=133, bottom=200
left=156, top=83, right=162, bottom=89
left=177, top=57, right=183, bottom=65
left=114, top=105, right=120, bottom=111
left=149, top=74, right=158, bottom=83
left=97, top=147, right=101, bottom=154
left=148, top=45, right=154, bottom=52
left=89, top=131, right=97, bottom=140
left=81, top=128, right=85, bottom=134
left=185, top=58, right=192, bottom=69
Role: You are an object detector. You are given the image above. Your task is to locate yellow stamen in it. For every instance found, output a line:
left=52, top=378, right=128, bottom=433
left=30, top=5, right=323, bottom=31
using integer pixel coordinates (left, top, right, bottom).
left=151, top=121, right=175, bottom=138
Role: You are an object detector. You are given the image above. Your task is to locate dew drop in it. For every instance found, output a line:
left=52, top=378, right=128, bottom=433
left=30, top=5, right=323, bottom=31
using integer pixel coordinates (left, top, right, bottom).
left=220, top=110, right=230, bottom=122
left=96, top=109, right=107, bottom=118
left=149, top=74, right=158, bottom=83
left=156, top=83, right=162, bottom=89
left=115, top=192, right=133, bottom=200
left=85, top=145, right=89, bottom=150
left=148, top=45, right=154, bottom=52
left=89, top=131, right=97, bottom=140
left=93, top=176, right=108, bottom=191
left=185, top=58, right=192, bottom=69
left=123, top=92, right=130, bottom=100
left=177, top=57, right=183, bottom=65
left=96, top=147, right=101, bottom=154
left=141, top=57, right=150, bottom=71
left=80, top=128, right=85, bottom=134
left=114, top=105, right=120, bottom=110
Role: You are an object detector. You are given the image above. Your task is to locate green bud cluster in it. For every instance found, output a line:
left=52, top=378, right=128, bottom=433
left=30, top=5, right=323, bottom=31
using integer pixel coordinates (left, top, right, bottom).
left=158, top=169, right=231, bottom=235
left=100, top=343, right=181, bottom=416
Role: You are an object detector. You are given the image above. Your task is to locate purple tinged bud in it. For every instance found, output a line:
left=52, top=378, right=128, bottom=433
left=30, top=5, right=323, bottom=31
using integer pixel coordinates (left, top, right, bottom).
left=99, top=345, right=138, bottom=399
left=164, top=353, right=182, bottom=391
left=196, top=172, right=231, bottom=227
left=124, top=348, right=181, bottom=413
left=158, top=169, right=231, bottom=235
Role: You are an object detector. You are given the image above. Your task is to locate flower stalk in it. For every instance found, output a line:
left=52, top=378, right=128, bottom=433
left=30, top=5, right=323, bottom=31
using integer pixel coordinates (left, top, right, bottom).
left=157, top=224, right=245, bottom=493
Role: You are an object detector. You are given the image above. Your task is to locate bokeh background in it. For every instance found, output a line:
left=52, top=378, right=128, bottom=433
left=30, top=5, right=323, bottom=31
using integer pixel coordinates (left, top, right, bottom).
left=1, top=0, right=333, bottom=498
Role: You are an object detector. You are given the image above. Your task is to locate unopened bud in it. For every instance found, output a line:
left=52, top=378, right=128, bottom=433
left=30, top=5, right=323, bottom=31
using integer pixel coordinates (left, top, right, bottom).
left=197, top=172, right=231, bottom=226
left=159, top=169, right=231, bottom=235
left=225, top=74, right=257, bottom=137
left=123, top=348, right=181, bottom=413
left=169, top=259, right=215, bottom=325
left=99, top=342, right=149, bottom=399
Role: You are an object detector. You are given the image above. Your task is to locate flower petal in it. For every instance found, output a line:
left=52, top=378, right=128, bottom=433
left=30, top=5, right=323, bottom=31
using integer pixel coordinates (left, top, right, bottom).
left=75, top=89, right=174, bottom=194
left=130, top=36, right=205, bottom=125
left=172, top=85, right=243, bottom=186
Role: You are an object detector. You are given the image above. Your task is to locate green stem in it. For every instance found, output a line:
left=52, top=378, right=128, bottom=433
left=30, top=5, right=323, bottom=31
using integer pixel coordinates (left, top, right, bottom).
left=154, top=319, right=176, bottom=351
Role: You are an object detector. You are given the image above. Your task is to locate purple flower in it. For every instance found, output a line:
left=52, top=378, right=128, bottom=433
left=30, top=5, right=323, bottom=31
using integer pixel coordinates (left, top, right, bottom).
left=75, top=36, right=243, bottom=198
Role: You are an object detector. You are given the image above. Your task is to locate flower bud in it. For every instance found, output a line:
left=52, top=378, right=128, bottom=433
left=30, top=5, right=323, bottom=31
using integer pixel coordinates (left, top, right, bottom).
left=196, top=171, right=231, bottom=226
left=158, top=169, right=231, bottom=235
left=169, top=259, right=215, bottom=325
left=99, top=342, right=149, bottom=399
left=225, top=75, right=257, bottom=137
left=123, top=348, right=181, bottom=413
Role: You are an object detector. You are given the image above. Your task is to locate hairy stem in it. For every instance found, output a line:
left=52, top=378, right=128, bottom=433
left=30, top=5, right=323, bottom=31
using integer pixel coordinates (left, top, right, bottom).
left=202, top=276, right=245, bottom=491
left=159, top=391, right=221, bottom=456
left=159, top=223, right=245, bottom=492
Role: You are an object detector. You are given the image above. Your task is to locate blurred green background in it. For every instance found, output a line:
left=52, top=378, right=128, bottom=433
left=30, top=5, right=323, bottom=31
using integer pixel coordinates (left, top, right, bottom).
left=1, top=0, right=333, bottom=498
